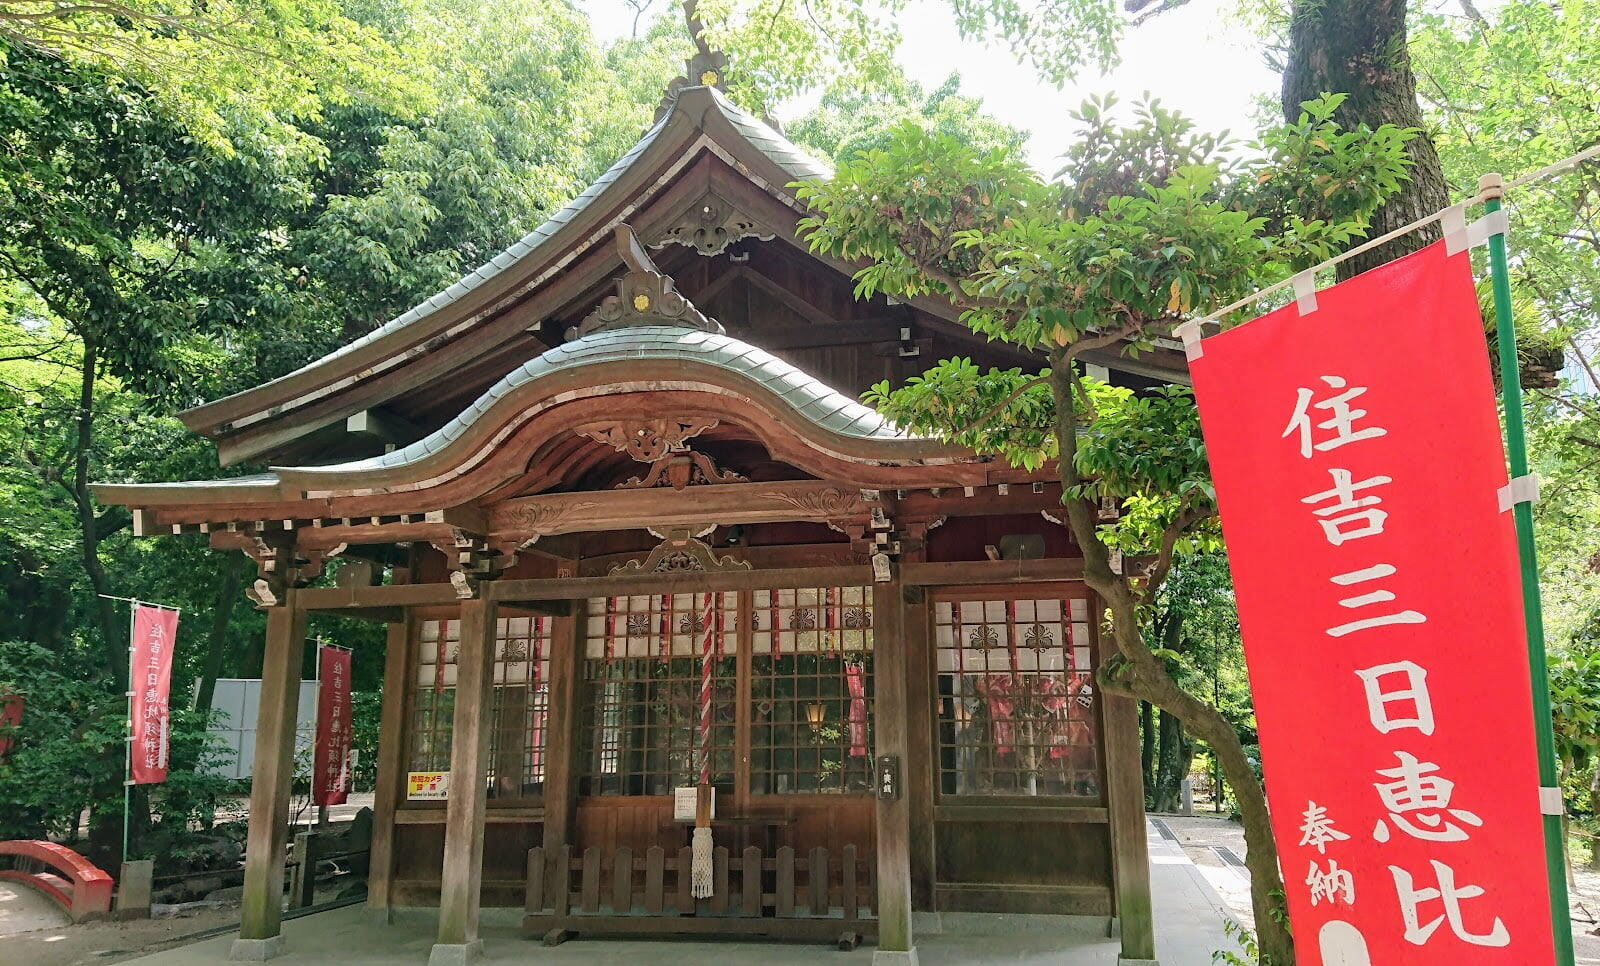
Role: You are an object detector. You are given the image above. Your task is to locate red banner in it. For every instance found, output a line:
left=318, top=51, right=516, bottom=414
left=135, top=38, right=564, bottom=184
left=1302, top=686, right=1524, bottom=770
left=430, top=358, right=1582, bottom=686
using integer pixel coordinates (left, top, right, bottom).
left=0, top=693, right=22, bottom=758
left=313, top=646, right=352, bottom=806
left=129, top=604, right=179, bottom=784
left=1187, top=241, right=1553, bottom=964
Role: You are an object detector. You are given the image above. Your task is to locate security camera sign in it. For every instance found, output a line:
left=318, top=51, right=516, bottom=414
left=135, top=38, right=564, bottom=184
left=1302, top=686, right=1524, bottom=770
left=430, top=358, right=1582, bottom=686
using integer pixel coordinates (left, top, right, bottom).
left=406, top=771, right=449, bottom=800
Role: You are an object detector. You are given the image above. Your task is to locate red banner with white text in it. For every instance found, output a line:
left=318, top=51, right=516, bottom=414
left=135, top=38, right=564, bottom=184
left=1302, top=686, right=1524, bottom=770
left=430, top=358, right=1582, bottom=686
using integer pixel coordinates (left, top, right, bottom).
left=1187, top=241, right=1554, bottom=964
left=129, top=604, right=179, bottom=784
left=0, top=693, right=23, bottom=759
left=313, top=646, right=352, bottom=806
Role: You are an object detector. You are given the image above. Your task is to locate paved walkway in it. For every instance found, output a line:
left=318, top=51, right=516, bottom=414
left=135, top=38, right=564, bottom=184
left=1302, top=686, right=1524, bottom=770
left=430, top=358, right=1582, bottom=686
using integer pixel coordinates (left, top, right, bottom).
left=108, top=821, right=1237, bottom=966
left=0, top=878, right=70, bottom=937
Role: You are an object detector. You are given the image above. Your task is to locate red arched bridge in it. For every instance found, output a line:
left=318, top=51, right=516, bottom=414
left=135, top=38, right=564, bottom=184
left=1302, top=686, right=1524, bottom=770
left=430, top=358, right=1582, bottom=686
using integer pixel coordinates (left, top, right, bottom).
left=0, top=840, right=113, bottom=923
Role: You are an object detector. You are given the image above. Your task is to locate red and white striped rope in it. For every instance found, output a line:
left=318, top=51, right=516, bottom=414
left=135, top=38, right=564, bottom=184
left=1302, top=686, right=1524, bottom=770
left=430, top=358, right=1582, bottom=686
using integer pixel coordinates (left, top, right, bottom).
left=698, top=591, right=716, bottom=785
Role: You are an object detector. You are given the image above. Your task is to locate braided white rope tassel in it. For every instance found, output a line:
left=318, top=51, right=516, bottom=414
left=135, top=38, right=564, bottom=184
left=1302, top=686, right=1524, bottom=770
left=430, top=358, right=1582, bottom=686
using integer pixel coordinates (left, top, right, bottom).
left=691, top=825, right=714, bottom=898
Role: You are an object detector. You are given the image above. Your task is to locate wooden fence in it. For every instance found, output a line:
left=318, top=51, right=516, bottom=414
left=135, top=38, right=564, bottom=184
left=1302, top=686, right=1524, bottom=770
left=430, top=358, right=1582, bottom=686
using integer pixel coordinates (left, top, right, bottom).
left=523, top=843, right=876, bottom=943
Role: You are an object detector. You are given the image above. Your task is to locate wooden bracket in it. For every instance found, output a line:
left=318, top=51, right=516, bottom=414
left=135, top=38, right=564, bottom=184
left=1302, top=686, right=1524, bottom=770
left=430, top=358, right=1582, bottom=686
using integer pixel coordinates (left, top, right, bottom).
left=231, top=533, right=338, bottom=608
left=429, top=526, right=515, bottom=599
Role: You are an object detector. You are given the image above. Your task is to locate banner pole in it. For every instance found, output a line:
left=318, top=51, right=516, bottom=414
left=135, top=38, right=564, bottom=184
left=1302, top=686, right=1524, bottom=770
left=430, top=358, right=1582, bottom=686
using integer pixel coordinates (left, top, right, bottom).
left=1482, top=173, right=1575, bottom=966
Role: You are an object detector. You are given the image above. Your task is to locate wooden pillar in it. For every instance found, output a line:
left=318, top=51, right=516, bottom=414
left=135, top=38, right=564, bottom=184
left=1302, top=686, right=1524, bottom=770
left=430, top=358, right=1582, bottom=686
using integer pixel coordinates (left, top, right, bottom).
left=431, top=595, right=497, bottom=966
left=900, top=582, right=936, bottom=912
left=229, top=587, right=307, bottom=961
left=540, top=603, right=584, bottom=884
left=871, top=579, right=917, bottom=966
left=365, top=612, right=411, bottom=921
left=1100, top=594, right=1156, bottom=964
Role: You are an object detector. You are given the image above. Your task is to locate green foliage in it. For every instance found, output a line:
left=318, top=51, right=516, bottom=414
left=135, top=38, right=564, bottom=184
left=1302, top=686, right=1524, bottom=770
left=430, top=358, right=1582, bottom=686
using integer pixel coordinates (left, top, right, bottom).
left=0, top=641, right=123, bottom=840
left=1550, top=643, right=1600, bottom=801
left=1414, top=0, right=1600, bottom=344
left=797, top=94, right=1413, bottom=355
left=1213, top=917, right=1262, bottom=966
left=788, top=70, right=1028, bottom=166
left=0, top=0, right=673, bottom=851
left=866, top=360, right=1215, bottom=554
left=0, top=0, right=432, bottom=146
left=694, top=0, right=1126, bottom=117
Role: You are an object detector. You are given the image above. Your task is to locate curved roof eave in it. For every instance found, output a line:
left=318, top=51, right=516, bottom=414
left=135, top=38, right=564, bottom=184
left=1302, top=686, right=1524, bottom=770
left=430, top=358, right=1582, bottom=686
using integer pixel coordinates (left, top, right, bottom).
left=180, top=86, right=834, bottom=438
left=93, top=326, right=983, bottom=509
left=275, top=325, right=972, bottom=494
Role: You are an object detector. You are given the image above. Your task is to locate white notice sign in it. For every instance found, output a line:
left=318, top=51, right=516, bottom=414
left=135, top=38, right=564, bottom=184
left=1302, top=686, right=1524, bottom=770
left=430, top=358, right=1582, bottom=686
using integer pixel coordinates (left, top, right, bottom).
left=673, top=786, right=713, bottom=822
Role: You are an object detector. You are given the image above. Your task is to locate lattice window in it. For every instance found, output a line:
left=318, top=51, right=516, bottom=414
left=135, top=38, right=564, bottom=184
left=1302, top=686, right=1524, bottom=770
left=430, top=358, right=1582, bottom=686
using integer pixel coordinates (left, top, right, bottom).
left=578, top=593, right=737, bottom=796
left=750, top=586, right=874, bottom=795
left=933, top=595, right=1100, bottom=799
left=408, top=616, right=553, bottom=800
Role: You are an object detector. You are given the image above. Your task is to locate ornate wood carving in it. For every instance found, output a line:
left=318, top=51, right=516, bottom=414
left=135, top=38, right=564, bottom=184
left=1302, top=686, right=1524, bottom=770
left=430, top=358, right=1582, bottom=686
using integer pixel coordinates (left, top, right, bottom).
left=568, top=225, right=723, bottom=340
left=648, top=194, right=775, bottom=256
left=760, top=486, right=867, bottom=533
left=576, top=417, right=717, bottom=463
left=498, top=499, right=600, bottom=536
left=618, top=450, right=747, bottom=490
left=608, top=527, right=751, bottom=576
left=654, top=31, right=730, bottom=122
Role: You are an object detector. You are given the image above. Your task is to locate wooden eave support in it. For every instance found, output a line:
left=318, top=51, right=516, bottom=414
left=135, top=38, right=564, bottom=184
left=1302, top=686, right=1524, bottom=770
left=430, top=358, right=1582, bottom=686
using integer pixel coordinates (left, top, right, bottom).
left=346, top=407, right=421, bottom=447
left=137, top=479, right=1065, bottom=546
left=285, top=557, right=1089, bottom=613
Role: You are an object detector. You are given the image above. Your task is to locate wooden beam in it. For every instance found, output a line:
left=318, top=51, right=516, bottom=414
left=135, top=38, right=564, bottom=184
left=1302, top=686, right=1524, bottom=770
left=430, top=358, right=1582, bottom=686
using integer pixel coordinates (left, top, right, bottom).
left=491, top=565, right=875, bottom=602
left=872, top=579, right=916, bottom=960
left=934, top=804, right=1109, bottom=824
left=488, top=481, right=870, bottom=538
left=346, top=407, right=420, bottom=447
left=232, top=589, right=308, bottom=959
left=298, top=583, right=460, bottom=611
left=901, top=558, right=1085, bottom=585
left=434, top=596, right=497, bottom=958
left=424, top=505, right=489, bottom=534
left=366, top=613, right=411, bottom=921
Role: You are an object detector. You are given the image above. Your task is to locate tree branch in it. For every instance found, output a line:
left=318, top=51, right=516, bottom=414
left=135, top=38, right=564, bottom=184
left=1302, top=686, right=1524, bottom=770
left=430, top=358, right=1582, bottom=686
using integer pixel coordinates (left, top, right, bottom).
left=1139, top=499, right=1214, bottom=607
left=965, top=375, right=1049, bottom=436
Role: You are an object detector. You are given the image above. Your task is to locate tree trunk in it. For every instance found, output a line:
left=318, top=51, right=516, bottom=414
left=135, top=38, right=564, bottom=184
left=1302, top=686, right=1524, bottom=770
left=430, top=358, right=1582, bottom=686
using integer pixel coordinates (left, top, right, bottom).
left=1154, top=710, right=1194, bottom=813
left=1140, top=699, right=1156, bottom=793
left=1283, top=0, right=1450, bottom=280
left=195, top=554, right=251, bottom=715
left=1047, top=354, right=1294, bottom=964
left=71, top=338, right=123, bottom=683
left=71, top=337, right=138, bottom=868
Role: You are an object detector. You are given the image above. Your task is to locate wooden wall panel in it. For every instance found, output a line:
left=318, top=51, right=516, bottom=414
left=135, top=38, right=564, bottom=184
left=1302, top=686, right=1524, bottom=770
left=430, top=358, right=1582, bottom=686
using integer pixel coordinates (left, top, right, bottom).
left=934, top=820, right=1111, bottom=890
left=574, top=799, right=679, bottom=856
left=394, top=824, right=445, bottom=887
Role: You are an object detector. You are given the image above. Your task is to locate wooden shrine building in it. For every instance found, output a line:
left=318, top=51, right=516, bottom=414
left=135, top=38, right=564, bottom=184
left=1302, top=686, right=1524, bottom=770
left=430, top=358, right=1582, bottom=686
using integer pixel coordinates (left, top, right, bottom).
left=94, top=62, right=1182, bottom=966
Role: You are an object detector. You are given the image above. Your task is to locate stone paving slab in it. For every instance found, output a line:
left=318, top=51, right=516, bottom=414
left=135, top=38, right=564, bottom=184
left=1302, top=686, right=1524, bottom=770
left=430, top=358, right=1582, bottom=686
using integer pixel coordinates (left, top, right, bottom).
left=106, top=820, right=1240, bottom=966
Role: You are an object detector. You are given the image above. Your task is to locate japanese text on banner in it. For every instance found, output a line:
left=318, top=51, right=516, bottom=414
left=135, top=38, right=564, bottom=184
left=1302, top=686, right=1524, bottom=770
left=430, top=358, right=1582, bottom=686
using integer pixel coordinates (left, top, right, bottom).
left=1186, top=241, right=1554, bottom=965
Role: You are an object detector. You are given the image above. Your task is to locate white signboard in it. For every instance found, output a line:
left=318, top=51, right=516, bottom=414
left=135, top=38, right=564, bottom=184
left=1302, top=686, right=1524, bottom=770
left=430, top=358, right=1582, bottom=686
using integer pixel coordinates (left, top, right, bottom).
left=673, top=786, right=713, bottom=823
left=200, top=678, right=318, bottom=780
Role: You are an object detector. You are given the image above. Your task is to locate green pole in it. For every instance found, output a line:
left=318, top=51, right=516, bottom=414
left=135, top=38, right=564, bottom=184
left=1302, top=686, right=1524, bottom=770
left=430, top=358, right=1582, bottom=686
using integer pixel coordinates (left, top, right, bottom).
left=1481, top=173, right=1574, bottom=966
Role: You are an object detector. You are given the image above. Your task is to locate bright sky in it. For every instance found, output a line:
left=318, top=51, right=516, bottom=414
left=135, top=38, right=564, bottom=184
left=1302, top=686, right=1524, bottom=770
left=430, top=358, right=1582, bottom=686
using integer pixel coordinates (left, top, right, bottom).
left=580, top=0, right=1279, bottom=173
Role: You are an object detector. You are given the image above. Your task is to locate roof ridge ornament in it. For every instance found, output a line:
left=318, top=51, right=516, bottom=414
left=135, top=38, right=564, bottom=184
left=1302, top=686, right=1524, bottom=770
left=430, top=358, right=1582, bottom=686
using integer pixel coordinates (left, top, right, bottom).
left=655, top=0, right=730, bottom=122
left=567, top=225, right=725, bottom=340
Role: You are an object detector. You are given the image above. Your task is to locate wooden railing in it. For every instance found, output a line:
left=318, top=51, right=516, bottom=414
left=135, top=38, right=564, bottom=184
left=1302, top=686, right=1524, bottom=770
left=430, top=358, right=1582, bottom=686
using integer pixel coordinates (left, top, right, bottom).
left=524, top=843, right=876, bottom=943
left=0, top=840, right=114, bottom=922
